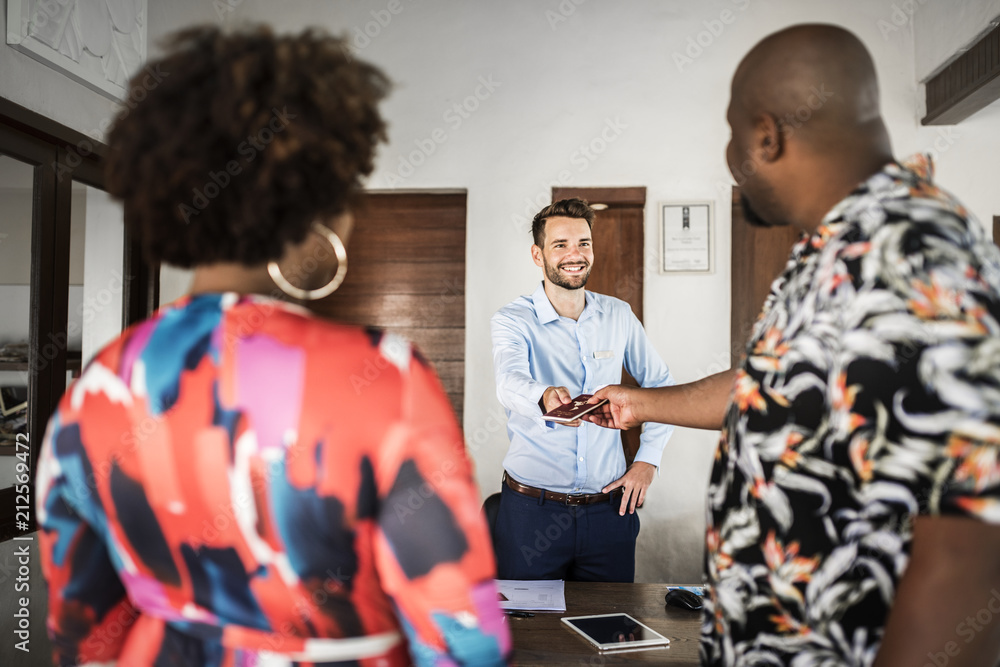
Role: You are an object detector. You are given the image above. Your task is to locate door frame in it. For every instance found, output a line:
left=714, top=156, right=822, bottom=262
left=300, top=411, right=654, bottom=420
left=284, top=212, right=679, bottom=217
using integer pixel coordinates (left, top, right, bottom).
left=0, top=98, right=155, bottom=540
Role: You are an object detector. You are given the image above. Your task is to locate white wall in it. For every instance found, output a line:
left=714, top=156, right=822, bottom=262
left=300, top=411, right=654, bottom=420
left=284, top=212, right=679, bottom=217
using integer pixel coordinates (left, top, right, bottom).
left=31, top=0, right=991, bottom=584
left=0, top=188, right=86, bottom=285
left=912, top=0, right=1000, bottom=81
left=0, top=0, right=219, bottom=140
left=931, top=100, right=1000, bottom=235
left=81, top=187, right=125, bottom=364
left=0, top=2, right=116, bottom=137
left=911, top=0, right=1000, bottom=229
left=0, top=185, right=87, bottom=353
left=0, top=187, right=36, bottom=285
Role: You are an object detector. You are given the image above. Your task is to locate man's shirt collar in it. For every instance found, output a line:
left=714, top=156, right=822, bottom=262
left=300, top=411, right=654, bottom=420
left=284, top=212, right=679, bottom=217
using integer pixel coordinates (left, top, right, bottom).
left=530, top=281, right=604, bottom=324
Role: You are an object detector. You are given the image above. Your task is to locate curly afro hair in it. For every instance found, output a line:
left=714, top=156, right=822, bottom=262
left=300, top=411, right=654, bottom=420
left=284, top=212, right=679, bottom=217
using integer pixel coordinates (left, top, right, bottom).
left=105, top=25, right=390, bottom=268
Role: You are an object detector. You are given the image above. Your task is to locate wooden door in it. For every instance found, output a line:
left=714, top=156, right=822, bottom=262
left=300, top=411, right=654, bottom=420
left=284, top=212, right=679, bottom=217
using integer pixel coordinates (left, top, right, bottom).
left=552, top=186, right=645, bottom=464
left=310, top=191, right=467, bottom=422
left=729, top=186, right=801, bottom=366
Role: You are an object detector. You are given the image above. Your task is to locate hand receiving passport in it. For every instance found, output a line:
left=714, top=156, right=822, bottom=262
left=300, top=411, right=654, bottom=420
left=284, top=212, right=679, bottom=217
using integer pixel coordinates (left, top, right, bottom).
left=582, top=384, right=643, bottom=431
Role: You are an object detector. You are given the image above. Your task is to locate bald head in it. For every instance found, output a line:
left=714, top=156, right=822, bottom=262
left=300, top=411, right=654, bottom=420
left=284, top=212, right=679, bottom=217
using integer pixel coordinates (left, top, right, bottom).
left=725, top=24, right=894, bottom=232
left=731, top=24, right=884, bottom=147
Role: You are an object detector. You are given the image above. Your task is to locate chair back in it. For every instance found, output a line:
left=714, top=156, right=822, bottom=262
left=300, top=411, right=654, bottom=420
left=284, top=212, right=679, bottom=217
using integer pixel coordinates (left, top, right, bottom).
left=481, top=492, right=502, bottom=560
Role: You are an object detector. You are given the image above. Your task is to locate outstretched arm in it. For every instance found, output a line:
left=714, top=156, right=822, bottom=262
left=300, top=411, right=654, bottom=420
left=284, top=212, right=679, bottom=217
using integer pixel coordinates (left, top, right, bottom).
left=491, top=311, right=574, bottom=426
left=586, top=368, right=737, bottom=432
left=491, top=312, right=550, bottom=419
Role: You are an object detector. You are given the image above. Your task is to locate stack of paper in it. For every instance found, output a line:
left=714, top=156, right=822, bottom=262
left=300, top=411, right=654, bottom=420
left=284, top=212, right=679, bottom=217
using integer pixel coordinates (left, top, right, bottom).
left=495, top=579, right=566, bottom=612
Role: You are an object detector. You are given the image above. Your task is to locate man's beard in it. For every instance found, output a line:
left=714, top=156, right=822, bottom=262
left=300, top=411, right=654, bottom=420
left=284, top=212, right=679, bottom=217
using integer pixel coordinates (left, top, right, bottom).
left=740, top=193, right=776, bottom=228
left=544, top=259, right=591, bottom=290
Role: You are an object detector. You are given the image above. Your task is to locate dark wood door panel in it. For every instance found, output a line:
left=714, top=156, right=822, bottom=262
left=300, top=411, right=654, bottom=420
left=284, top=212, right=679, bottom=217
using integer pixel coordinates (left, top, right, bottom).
left=433, top=361, right=464, bottom=394
left=447, top=391, right=464, bottom=417
left=337, top=261, right=464, bottom=297
left=552, top=186, right=645, bottom=208
left=730, top=187, right=801, bottom=365
left=324, top=293, right=463, bottom=329
left=359, top=192, right=466, bottom=217
left=586, top=206, right=644, bottom=322
left=312, top=191, right=467, bottom=422
left=353, top=212, right=467, bottom=230
left=348, top=229, right=464, bottom=263
left=395, top=327, right=464, bottom=361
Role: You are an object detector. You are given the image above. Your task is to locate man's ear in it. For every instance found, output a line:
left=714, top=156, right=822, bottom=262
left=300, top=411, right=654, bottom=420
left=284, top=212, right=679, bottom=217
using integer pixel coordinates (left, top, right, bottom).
left=531, top=244, right=544, bottom=268
left=754, top=113, right=784, bottom=163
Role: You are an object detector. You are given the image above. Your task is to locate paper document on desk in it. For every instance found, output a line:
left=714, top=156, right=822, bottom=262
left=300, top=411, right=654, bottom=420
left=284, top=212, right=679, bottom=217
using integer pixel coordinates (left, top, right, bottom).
left=495, top=579, right=566, bottom=612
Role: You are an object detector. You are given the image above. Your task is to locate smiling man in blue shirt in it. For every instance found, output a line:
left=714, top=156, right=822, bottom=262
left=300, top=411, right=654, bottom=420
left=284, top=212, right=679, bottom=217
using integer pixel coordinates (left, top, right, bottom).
left=490, top=198, right=675, bottom=582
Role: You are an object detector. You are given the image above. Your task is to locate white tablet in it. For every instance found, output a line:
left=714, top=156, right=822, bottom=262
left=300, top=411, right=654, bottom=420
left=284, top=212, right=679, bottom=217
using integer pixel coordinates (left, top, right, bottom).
left=561, top=613, right=670, bottom=653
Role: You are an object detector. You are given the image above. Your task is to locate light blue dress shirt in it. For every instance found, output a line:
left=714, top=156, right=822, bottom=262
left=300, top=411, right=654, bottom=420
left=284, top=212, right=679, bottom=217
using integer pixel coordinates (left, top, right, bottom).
left=491, top=282, right=675, bottom=494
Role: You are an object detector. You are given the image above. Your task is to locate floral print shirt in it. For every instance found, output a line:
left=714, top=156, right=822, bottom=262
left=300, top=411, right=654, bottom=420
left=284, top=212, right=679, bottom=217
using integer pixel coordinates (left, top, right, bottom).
left=702, top=156, right=1000, bottom=666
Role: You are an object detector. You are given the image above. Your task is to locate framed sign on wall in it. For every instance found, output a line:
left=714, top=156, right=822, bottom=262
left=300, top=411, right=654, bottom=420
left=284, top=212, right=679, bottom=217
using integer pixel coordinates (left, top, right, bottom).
left=660, top=201, right=713, bottom=273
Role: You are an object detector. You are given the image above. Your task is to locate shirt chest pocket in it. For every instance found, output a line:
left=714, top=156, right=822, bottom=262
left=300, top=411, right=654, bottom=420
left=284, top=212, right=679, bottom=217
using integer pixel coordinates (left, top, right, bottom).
left=587, top=349, right=624, bottom=384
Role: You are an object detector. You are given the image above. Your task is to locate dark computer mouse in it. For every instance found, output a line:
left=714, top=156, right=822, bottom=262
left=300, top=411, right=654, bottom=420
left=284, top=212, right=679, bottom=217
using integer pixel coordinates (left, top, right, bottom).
left=664, top=588, right=703, bottom=611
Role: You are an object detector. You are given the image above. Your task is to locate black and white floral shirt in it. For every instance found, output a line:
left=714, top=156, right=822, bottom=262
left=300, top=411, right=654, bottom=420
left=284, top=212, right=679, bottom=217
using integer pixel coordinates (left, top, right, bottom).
left=702, top=155, right=1000, bottom=666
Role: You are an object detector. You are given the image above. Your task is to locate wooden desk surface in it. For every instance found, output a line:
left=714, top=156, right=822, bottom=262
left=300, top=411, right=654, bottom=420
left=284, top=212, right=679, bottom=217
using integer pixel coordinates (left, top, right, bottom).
left=508, top=582, right=702, bottom=666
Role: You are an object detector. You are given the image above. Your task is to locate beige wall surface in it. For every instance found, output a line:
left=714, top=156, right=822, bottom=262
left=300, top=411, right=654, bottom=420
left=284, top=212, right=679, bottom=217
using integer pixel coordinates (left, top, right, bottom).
left=912, top=0, right=1000, bottom=81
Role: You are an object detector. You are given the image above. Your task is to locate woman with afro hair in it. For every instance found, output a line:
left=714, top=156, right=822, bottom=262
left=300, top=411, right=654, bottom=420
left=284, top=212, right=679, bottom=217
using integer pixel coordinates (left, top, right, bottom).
left=36, top=25, right=510, bottom=667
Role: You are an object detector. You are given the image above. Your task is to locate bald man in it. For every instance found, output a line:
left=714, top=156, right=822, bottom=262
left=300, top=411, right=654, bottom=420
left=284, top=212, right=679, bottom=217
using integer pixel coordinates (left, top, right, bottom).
left=587, top=24, right=1000, bottom=666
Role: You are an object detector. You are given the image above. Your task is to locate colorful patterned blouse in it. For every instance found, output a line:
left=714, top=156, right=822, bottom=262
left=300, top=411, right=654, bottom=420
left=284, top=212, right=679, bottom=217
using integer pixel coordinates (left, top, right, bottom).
left=37, top=293, right=510, bottom=666
left=703, top=156, right=1000, bottom=665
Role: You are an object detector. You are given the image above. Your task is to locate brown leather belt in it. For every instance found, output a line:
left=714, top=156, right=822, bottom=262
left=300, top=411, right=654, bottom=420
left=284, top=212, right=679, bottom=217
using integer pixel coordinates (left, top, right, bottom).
left=503, top=471, right=620, bottom=506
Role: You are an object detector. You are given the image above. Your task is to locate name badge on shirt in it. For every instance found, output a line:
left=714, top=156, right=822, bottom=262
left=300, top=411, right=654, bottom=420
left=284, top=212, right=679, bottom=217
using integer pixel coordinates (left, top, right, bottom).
left=593, top=350, right=614, bottom=359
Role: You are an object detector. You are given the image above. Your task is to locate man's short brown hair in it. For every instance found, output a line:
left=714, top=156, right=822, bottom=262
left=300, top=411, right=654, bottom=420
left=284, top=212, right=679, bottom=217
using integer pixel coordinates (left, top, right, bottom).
left=531, top=198, right=595, bottom=247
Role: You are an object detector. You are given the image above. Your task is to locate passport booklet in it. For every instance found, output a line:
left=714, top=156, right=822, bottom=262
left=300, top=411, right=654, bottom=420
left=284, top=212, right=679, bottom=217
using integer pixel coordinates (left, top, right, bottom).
left=542, top=394, right=608, bottom=423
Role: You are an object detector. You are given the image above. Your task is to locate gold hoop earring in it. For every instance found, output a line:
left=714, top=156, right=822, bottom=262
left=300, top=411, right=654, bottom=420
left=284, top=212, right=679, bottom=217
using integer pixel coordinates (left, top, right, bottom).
left=268, top=223, right=348, bottom=301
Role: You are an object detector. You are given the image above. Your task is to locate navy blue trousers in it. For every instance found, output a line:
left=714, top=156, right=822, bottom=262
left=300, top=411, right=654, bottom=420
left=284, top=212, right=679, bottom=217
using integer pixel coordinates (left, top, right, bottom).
left=494, top=482, right=640, bottom=582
